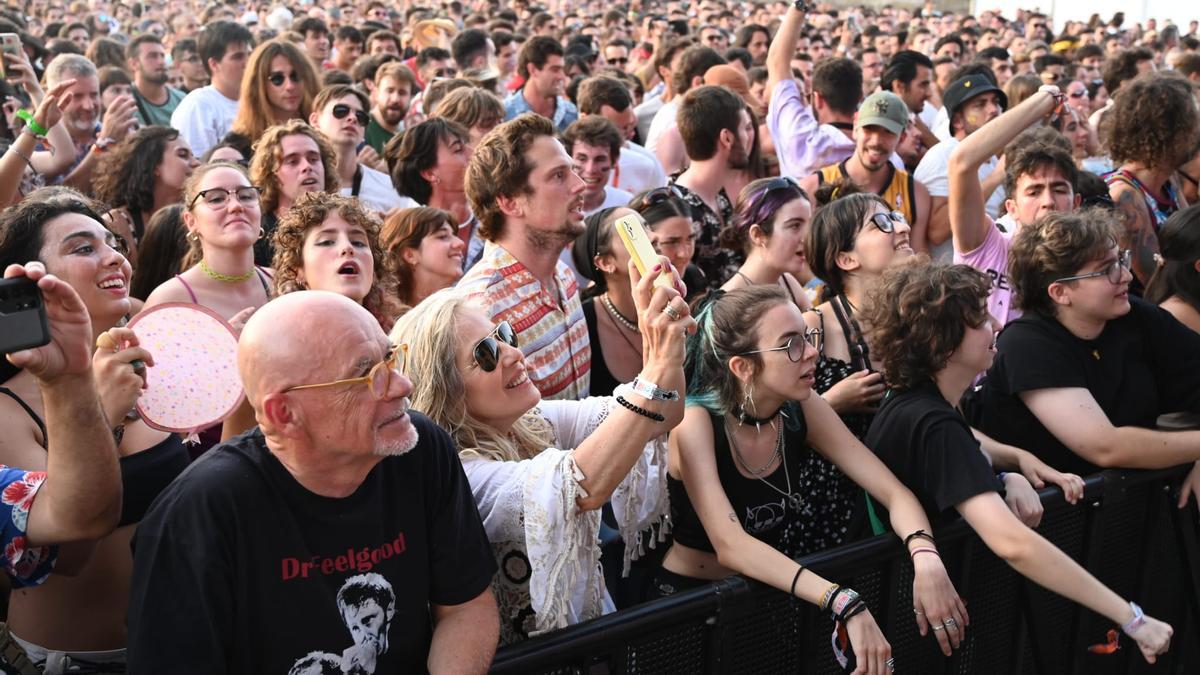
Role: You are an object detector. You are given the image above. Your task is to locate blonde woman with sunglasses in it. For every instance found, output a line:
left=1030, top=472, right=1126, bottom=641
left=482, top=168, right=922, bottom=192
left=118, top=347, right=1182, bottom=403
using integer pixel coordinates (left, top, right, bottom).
left=390, top=257, right=693, bottom=645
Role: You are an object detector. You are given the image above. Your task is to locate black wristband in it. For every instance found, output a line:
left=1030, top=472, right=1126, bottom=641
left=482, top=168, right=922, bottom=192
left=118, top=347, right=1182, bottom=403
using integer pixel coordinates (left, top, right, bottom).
left=840, top=598, right=869, bottom=623
left=789, top=565, right=805, bottom=602
left=615, top=395, right=665, bottom=422
left=903, top=529, right=935, bottom=548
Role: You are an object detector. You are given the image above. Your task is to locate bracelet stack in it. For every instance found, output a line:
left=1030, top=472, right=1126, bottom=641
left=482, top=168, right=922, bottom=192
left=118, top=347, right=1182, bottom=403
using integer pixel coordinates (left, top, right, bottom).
left=825, top=587, right=867, bottom=623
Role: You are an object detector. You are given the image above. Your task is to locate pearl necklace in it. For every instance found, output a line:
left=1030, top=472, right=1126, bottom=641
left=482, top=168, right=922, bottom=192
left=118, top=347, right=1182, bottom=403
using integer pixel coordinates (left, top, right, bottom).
left=601, top=293, right=639, bottom=332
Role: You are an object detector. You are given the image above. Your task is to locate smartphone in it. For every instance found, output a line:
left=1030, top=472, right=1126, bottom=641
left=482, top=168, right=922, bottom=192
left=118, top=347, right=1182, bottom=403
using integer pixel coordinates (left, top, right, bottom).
left=0, top=34, right=20, bottom=80
left=0, top=276, right=50, bottom=355
left=614, top=214, right=674, bottom=291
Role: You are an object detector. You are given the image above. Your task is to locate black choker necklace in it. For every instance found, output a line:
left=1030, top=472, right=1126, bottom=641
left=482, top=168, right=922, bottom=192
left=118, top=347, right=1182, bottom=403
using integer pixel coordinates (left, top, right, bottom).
left=736, top=406, right=782, bottom=428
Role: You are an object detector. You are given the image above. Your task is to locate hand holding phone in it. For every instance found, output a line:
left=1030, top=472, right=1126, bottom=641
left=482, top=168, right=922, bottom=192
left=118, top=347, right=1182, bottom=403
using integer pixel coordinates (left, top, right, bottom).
left=614, top=214, right=675, bottom=291
left=0, top=34, right=21, bottom=80
left=0, top=276, right=50, bottom=355
left=3, top=262, right=94, bottom=382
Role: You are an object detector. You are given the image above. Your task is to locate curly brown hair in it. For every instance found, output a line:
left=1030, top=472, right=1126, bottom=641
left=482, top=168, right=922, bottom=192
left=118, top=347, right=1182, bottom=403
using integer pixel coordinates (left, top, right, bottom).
left=379, top=206, right=454, bottom=306
left=465, top=112, right=556, bottom=241
left=93, top=126, right=180, bottom=218
left=1008, top=208, right=1120, bottom=318
left=249, top=120, right=339, bottom=216
left=861, top=259, right=992, bottom=390
left=270, top=191, right=403, bottom=330
left=1100, top=71, right=1200, bottom=170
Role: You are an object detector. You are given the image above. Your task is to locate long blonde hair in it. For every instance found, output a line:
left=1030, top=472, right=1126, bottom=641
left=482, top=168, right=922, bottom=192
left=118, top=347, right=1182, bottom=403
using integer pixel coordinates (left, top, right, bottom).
left=389, top=288, right=552, bottom=462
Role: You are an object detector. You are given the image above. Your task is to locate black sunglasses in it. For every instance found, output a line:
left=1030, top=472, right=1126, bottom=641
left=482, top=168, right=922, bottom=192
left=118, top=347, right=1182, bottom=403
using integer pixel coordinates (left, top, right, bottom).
left=473, top=321, right=518, bottom=372
left=268, top=71, right=301, bottom=87
left=866, top=210, right=906, bottom=233
left=635, top=184, right=686, bottom=210
left=332, top=103, right=370, bottom=126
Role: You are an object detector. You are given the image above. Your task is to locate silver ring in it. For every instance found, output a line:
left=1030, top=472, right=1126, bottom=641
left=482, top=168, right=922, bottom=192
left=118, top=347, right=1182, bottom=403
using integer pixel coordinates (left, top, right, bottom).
left=945, top=618, right=958, bottom=628
left=931, top=624, right=944, bottom=632
left=886, top=657, right=895, bottom=671
left=913, top=608, right=923, bottom=615
left=663, top=303, right=681, bottom=320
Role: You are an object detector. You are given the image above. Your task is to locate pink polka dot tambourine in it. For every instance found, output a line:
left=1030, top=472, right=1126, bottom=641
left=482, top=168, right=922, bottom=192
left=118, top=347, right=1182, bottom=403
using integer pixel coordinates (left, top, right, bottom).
left=127, top=303, right=244, bottom=436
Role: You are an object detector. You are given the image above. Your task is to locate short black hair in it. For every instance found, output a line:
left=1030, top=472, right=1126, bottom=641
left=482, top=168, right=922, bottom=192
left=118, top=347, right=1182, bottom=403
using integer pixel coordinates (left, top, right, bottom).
left=518, top=35, right=564, bottom=80
left=334, top=25, right=363, bottom=44
left=813, top=57, right=863, bottom=115
left=975, top=46, right=1009, bottom=62
left=451, top=28, right=490, bottom=69
left=881, top=50, right=933, bottom=91
left=198, top=20, right=253, bottom=76
left=724, top=47, right=752, bottom=70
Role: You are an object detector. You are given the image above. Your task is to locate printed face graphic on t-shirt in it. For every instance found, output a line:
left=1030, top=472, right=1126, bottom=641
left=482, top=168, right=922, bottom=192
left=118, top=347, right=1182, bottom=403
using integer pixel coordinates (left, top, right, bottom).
left=293, top=572, right=397, bottom=675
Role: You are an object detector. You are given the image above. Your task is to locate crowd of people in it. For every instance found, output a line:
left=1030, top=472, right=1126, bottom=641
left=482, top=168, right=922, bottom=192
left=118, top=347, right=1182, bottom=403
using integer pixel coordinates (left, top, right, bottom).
left=0, top=0, right=1199, bottom=673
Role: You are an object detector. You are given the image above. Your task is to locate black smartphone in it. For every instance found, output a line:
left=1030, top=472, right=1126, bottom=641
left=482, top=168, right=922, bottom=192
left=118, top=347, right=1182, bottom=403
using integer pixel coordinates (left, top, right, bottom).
left=0, top=276, right=50, bottom=355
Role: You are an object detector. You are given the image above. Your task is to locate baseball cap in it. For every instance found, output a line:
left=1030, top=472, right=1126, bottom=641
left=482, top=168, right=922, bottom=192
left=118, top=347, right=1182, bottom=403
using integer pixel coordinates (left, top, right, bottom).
left=942, top=74, right=1008, bottom=122
left=856, top=91, right=909, bottom=135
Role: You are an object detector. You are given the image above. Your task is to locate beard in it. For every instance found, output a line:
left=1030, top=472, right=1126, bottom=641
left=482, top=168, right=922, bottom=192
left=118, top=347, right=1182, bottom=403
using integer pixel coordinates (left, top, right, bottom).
left=728, top=139, right=752, bottom=169
left=143, top=69, right=169, bottom=86
left=525, top=218, right=584, bottom=253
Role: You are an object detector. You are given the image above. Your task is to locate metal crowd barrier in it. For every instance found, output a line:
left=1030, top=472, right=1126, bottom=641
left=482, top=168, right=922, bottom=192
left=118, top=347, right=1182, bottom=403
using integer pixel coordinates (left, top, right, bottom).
left=491, top=467, right=1200, bottom=675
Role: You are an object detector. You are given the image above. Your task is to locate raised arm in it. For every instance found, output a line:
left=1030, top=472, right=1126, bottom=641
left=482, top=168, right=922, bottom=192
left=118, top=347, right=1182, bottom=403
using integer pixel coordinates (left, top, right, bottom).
left=766, top=5, right=806, bottom=95
left=4, top=263, right=120, bottom=545
left=570, top=258, right=691, bottom=510
left=949, top=86, right=1061, bottom=253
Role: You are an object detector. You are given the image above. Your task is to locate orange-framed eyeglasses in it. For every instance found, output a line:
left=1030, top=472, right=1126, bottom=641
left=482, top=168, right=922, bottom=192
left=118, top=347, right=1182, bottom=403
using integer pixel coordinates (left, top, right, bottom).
left=283, top=343, right=409, bottom=399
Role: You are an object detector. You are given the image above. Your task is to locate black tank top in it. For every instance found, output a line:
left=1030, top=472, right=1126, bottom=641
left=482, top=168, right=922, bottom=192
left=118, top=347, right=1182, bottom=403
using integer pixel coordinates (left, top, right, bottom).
left=0, top=386, right=189, bottom=526
left=667, top=403, right=814, bottom=559
left=581, top=298, right=621, bottom=397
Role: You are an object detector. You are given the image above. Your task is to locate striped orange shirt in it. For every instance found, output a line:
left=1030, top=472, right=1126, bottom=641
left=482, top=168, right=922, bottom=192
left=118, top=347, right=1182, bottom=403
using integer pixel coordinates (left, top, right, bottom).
left=458, top=242, right=591, bottom=400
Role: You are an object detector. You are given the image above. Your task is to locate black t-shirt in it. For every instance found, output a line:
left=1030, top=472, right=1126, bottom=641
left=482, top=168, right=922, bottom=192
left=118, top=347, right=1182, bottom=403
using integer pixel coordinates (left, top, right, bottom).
left=866, top=380, right=1001, bottom=521
left=127, top=416, right=496, bottom=674
left=969, top=297, right=1200, bottom=477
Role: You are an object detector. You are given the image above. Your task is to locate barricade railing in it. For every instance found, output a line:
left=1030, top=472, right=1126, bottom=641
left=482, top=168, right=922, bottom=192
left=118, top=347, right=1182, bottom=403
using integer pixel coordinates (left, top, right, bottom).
left=491, top=467, right=1200, bottom=675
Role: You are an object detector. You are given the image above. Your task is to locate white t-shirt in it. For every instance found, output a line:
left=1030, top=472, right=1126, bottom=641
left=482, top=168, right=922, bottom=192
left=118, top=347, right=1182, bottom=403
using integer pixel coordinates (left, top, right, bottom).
left=170, top=86, right=239, bottom=158
left=644, top=100, right=679, bottom=159
left=339, top=165, right=418, bottom=214
left=915, top=137, right=1006, bottom=262
left=615, top=142, right=667, bottom=196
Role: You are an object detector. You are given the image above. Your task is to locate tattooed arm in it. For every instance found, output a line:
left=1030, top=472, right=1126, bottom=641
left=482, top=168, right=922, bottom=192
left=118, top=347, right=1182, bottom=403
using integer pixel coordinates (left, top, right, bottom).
left=1109, top=183, right=1159, bottom=287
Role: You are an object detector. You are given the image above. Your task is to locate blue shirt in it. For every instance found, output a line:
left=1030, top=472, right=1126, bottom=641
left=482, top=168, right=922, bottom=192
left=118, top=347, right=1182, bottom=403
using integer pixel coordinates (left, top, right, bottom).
left=504, top=89, right=578, bottom=131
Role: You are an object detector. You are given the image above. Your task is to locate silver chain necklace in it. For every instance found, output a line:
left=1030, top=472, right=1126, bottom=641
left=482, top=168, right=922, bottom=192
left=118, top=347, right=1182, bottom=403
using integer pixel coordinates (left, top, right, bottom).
left=726, top=420, right=802, bottom=512
left=601, top=293, right=639, bottom=333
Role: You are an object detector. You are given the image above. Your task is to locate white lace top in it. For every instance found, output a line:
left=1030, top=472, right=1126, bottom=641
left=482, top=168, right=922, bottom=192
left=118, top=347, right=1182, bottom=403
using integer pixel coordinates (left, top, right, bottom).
left=462, top=396, right=670, bottom=645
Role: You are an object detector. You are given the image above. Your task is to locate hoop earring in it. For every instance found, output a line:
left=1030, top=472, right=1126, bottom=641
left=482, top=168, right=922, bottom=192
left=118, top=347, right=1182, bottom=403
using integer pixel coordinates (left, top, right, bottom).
left=258, top=228, right=266, bottom=241
left=187, top=232, right=199, bottom=243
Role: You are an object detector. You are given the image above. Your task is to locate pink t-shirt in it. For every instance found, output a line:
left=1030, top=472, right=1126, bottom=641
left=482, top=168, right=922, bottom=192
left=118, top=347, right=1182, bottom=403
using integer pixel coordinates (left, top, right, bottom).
left=954, top=217, right=1021, bottom=325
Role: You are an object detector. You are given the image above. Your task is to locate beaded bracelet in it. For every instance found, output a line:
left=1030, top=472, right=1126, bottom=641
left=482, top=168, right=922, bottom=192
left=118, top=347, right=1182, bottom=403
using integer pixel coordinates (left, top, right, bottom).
left=903, top=529, right=936, bottom=548
left=615, top=395, right=665, bottom=422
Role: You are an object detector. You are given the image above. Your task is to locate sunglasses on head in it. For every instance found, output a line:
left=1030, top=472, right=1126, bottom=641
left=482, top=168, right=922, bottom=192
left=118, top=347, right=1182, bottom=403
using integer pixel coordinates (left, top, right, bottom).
left=268, top=71, right=301, bottom=86
left=473, top=321, right=518, bottom=372
left=636, top=184, right=686, bottom=210
left=332, top=103, right=370, bottom=126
